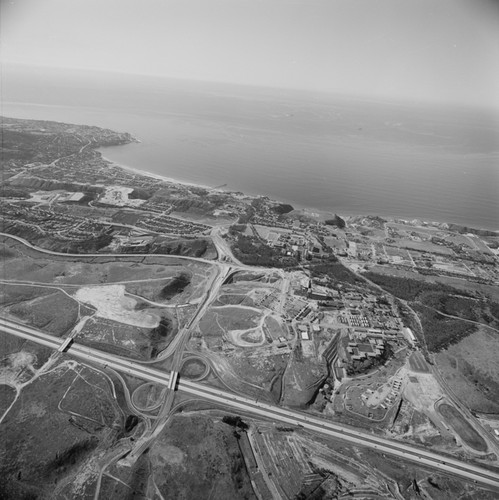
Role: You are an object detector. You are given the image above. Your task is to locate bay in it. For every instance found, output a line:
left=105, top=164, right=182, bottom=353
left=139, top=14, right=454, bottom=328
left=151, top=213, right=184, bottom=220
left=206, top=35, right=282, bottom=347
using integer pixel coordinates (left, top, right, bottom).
left=3, top=67, right=498, bottom=230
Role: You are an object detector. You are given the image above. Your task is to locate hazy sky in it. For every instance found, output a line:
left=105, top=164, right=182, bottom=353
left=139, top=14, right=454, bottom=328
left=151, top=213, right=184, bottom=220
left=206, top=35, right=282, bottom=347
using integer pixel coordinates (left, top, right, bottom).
left=2, top=0, right=499, bottom=107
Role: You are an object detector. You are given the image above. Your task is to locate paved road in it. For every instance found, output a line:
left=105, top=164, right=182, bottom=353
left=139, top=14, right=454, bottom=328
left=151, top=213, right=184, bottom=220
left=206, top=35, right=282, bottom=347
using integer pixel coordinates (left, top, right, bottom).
left=0, top=231, right=269, bottom=274
left=2, top=317, right=499, bottom=489
left=127, top=264, right=232, bottom=460
left=0, top=232, right=219, bottom=266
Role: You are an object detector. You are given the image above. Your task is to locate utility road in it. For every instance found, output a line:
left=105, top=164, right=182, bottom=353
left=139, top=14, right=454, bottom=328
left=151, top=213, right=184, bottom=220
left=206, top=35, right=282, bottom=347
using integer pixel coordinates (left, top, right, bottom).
left=2, top=317, right=499, bottom=490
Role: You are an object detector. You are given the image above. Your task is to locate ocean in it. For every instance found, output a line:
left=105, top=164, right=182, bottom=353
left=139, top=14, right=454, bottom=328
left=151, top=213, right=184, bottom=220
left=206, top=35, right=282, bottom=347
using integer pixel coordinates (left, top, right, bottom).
left=3, top=66, right=499, bottom=230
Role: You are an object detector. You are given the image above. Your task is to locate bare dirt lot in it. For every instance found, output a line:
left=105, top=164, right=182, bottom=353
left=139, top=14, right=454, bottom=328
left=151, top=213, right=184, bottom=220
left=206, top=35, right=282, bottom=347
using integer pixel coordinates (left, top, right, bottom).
left=198, top=305, right=267, bottom=348
left=75, top=285, right=160, bottom=328
left=409, top=351, right=430, bottom=373
left=76, top=312, right=177, bottom=361
left=219, top=349, right=289, bottom=403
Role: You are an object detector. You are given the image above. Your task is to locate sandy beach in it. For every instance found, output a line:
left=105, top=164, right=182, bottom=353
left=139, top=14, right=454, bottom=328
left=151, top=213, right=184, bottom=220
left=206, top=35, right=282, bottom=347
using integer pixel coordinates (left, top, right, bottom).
left=100, top=152, right=221, bottom=193
left=100, top=151, right=461, bottom=229
left=100, top=151, right=357, bottom=227
left=5, top=97, right=498, bottom=231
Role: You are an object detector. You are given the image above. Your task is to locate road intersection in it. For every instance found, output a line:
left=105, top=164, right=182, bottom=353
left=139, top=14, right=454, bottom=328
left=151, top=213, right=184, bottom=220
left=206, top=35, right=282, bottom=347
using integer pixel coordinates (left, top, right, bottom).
left=2, top=317, right=499, bottom=490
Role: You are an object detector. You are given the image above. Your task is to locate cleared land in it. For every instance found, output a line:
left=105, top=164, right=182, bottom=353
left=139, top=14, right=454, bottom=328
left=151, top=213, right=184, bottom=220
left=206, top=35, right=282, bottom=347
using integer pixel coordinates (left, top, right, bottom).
left=437, top=403, right=488, bottom=452
left=435, top=328, right=499, bottom=413
left=198, top=306, right=266, bottom=348
left=409, top=351, right=430, bottom=373
left=76, top=313, right=177, bottom=360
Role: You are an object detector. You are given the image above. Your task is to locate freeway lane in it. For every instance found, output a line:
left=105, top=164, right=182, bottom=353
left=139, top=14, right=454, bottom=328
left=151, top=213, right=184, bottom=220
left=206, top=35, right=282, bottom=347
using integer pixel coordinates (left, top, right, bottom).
left=126, top=263, right=233, bottom=460
left=0, top=318, right=174, bottom=387
left=179, top=384, right=499, bottom=489
left=2, top=318, right=499, bottom=489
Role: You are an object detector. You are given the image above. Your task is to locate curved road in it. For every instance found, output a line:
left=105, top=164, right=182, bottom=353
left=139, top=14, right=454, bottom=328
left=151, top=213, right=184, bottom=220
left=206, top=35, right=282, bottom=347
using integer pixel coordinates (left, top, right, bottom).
left=2, top=317, right=499, bottom=490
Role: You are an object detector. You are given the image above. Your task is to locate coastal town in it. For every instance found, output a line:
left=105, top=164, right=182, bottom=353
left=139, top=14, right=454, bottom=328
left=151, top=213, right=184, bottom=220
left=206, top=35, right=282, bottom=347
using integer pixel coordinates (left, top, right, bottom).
left=1, top=116, right=499, bottom=499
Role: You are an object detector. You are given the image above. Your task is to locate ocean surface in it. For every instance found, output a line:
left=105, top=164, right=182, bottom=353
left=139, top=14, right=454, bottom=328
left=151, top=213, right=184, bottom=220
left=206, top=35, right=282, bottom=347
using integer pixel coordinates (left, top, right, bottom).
left=3, top=67, right=499, bottom=230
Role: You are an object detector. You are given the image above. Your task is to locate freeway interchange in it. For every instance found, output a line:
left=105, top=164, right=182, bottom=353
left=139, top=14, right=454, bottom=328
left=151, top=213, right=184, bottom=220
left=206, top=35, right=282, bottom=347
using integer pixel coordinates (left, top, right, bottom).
left=2, top=316, right=499, bottom=490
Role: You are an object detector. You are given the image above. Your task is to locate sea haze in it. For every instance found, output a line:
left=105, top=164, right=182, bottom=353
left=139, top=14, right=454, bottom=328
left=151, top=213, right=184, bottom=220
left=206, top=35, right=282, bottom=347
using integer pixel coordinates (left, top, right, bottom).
left=3, top=66, right=499, bottom=230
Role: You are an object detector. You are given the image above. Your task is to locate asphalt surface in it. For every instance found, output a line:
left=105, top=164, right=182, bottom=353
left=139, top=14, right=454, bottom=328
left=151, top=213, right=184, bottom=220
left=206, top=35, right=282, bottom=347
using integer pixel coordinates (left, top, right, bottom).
left=2, top=317, right=499, bottom=490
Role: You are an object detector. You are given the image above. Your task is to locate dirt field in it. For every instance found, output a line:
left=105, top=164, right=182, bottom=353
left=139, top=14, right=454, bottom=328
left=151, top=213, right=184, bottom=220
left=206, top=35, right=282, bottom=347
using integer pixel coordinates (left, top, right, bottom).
left=437, top=403, right=488, bottom=452
left=264, top=315, right=288, bottom=341
left=409, top=351, right=430, bottom=373
left=75, top=285, right=160, bottom=327
left=214, top=293, right=247, bottom=306
left=366, top=265, right=423, bottom=280
left=435, top=328, right=499, bottom=413
left=195, top=347, right=290, bottom=403
left=281, top=350, right=328, bottom=408
left=126, top=261, right=214, bottom=304
left=198, top=306, right=265, bottom=348
left=77, top=313, right=177, bottom=360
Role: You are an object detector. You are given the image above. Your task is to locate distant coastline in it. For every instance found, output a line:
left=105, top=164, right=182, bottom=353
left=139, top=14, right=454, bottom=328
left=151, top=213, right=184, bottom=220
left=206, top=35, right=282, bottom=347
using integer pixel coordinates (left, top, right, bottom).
left=4, top=91, right=499, bottom=232
left=99, top=152, right=214, bottom=192
left=100, top=148, right=498, bottom=236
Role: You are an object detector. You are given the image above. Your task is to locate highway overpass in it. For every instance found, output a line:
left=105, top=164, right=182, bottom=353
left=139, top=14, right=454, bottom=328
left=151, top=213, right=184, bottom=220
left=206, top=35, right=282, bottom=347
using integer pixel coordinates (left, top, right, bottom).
left=1, top=317, right=499, bottom=490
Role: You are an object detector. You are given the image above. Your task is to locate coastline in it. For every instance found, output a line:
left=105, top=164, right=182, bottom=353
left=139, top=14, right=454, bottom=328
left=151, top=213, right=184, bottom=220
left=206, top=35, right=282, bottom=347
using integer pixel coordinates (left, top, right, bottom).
left=98, top=141, right=499, bottom=233
left=99, top=150, right=350, bottom=221
left=4, top=102, right=498, bottom=232
left=99, top=151, right=216, bottom=192
left=101, top=150, right=499, bottom=234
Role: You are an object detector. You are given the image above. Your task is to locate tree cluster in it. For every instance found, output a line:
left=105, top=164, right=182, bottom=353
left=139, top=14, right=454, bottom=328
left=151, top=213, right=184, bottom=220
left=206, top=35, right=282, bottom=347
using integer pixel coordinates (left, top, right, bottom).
left=232, top=234, right=297, bottom=268
left=324, top=214, right=346, bottom=229
left=413, top=304, right=477, bottom=352
left=222, top=415, right=248, bottom=430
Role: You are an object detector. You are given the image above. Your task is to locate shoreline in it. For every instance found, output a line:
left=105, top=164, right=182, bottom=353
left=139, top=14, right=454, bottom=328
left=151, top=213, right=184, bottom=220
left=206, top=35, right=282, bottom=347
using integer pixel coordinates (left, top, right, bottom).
left=100, top=150, right=354, bottom=221
left=100, top=151, right=215, bottom=192
left=3, top=104, right=498, bottom=232
left=4, top=104, right=497, bottom=232
left=101, top=150, right=498, bottom=234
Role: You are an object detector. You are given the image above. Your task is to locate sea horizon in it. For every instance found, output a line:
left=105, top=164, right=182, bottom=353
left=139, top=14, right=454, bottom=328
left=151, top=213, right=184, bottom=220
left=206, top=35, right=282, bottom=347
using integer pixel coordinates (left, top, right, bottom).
left=2, top=70, right=498, bottom=231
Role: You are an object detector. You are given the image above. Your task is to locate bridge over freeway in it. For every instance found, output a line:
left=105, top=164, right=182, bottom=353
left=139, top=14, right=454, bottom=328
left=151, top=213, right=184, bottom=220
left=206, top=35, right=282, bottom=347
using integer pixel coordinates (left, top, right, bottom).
left=1, top=317, right=499, bottom=491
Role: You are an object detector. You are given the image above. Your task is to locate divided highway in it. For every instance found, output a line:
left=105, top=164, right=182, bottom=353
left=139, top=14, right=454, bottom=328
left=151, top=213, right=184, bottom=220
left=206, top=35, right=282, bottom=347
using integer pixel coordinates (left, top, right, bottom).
left=2, top=317, right=499, bottom=490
